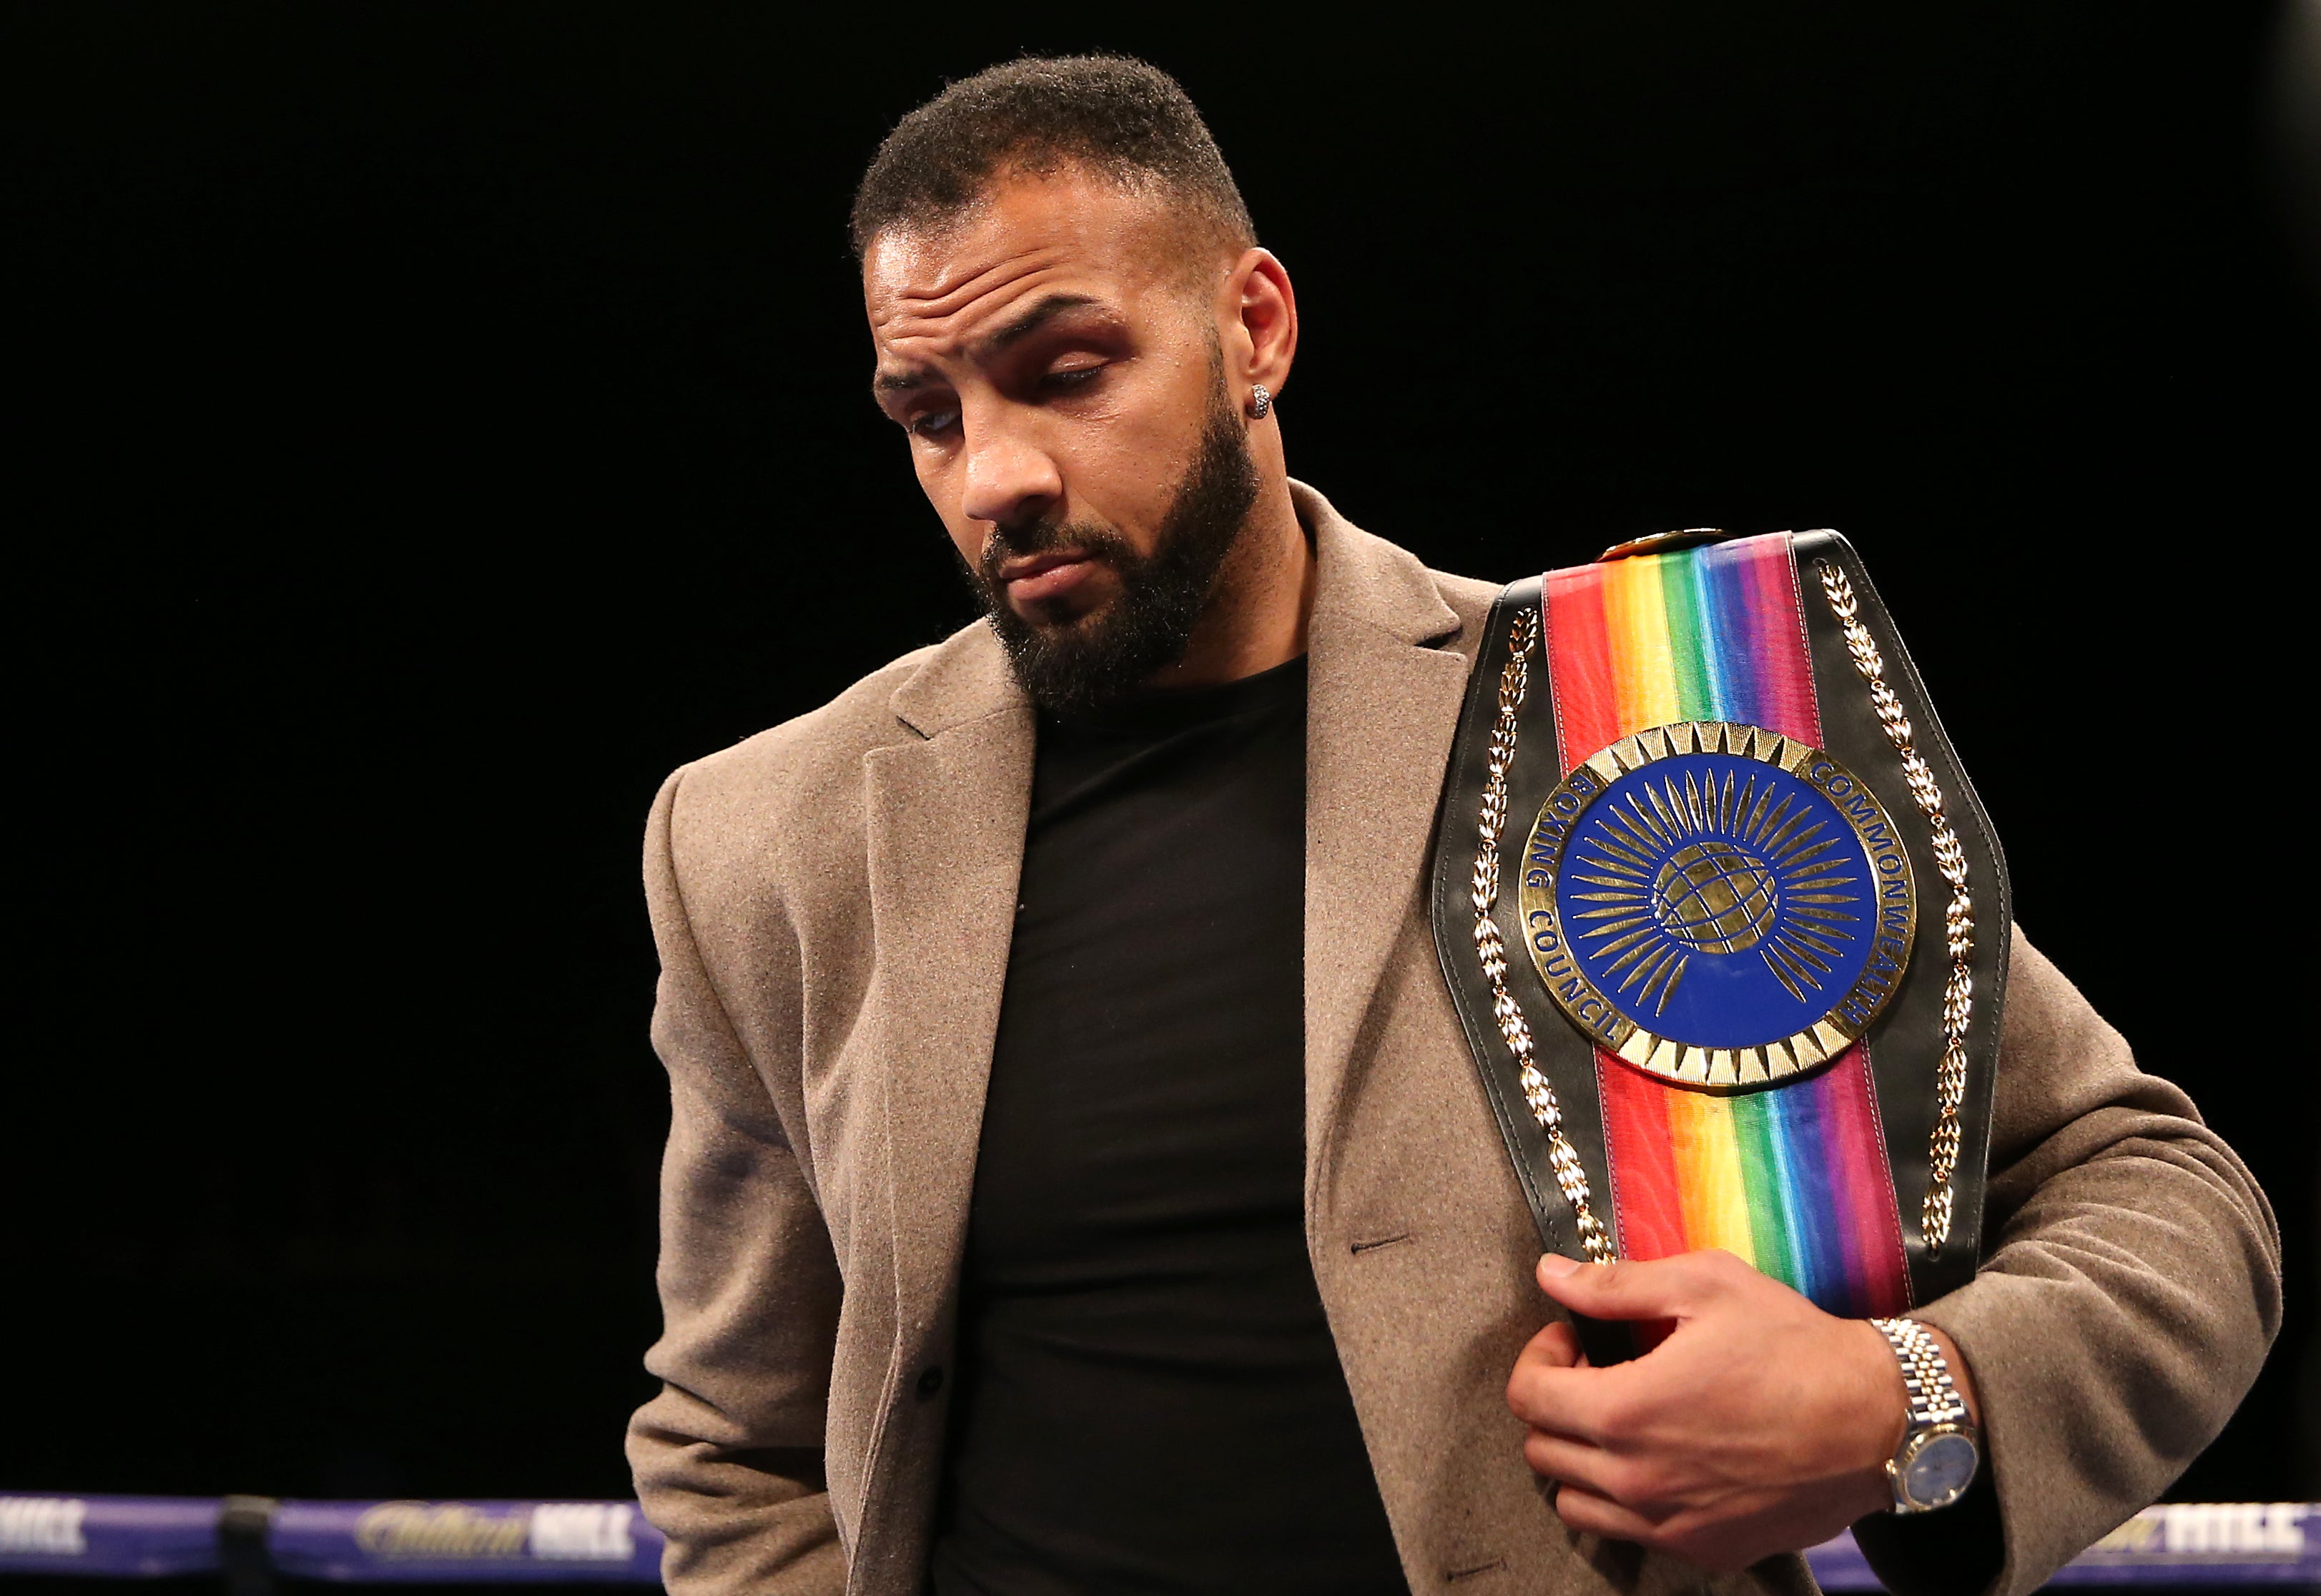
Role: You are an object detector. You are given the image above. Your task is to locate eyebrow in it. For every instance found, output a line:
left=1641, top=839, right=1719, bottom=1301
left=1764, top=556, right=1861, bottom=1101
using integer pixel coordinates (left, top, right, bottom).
left=977, top=292, right=1102, bottom=355
left=872, top=292, right=1108, bottom=396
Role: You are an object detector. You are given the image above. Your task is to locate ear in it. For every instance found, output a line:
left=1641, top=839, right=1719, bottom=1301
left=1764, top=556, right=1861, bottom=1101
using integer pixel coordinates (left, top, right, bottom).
left=1218, top=247, right=1298, bottom=404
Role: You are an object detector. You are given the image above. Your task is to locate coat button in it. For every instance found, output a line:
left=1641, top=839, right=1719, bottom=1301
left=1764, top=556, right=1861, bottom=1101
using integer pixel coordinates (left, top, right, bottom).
left=915, top=1366, right=945, bottom=1399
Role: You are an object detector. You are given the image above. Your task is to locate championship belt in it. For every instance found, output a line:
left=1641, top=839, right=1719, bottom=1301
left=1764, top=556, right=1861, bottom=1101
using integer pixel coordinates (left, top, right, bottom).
left=1429, top=531, right=2009, bottom=1352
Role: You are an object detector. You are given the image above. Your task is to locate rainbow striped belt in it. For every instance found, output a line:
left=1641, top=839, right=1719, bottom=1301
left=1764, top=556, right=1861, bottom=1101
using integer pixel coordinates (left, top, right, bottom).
left=1431, top=530, right=2011, bottom=1334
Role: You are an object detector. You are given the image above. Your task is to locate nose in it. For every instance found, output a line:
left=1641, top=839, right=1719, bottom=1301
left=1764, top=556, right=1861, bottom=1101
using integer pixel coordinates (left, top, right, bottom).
left=958, top=411, right=1063, bottom=531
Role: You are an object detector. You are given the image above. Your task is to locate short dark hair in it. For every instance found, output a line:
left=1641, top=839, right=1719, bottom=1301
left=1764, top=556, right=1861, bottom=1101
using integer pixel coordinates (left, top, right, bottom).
left=849, top=55, right=1256, bottom=263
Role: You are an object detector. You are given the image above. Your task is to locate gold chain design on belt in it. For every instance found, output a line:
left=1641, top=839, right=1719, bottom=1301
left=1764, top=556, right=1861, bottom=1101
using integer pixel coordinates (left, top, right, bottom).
left=1470, top=606, right=1615, bottom=1264
left=1813, top=559, right=1973, bottom=1257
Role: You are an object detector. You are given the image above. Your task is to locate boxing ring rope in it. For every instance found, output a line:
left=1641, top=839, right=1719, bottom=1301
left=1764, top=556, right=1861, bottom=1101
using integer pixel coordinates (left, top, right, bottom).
left=4, top=1494, right=2316, bottom=1588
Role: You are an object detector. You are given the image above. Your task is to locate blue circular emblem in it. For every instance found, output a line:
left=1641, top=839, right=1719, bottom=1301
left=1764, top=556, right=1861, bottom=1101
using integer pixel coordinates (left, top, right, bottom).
left=1517, top=722, right=1916, bottom=1088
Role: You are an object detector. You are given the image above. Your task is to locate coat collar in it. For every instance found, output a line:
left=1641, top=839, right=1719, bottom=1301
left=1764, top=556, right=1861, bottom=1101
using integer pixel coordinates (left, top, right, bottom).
left=886, top=614, right=1024, bottom=740
left=1291, top=478, right=1462, bottom=649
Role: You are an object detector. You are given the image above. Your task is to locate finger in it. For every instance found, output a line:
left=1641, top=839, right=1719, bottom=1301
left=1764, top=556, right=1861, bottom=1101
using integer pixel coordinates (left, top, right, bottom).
left=1535, top=1250, right=1723, bottom=1323
left=1505, top=1356, right=1623, bottom=1441
left=1509, top=1319, right=1586, bottom=1382
left=1552, top=1484, right=1666, bottom=1546
left=1519, top=1429, right=1629, bottom=1499
left=1525, top=1319, right=1583, bottom=1369
left=1504, top=1321, right=1584, bottom=1418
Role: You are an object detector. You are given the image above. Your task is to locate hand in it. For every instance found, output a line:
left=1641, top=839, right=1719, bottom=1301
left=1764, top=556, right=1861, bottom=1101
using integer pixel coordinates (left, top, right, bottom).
left=1506, top=1249, right=1978, bottom=1571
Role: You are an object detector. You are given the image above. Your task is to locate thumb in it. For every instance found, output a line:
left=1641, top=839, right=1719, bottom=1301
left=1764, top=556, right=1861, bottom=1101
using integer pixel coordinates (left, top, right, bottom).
left=1534, top=1251, right=1705, bottom=1323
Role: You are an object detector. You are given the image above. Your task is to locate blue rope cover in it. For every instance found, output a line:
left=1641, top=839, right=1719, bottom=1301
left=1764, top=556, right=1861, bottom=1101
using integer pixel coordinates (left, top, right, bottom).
left=4, top=1494, right=2315, bottom=1587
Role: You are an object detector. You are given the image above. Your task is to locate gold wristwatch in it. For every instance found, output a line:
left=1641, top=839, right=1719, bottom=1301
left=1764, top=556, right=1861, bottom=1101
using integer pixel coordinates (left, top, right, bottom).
left=1871, top=1317, right=1979, bottom=1513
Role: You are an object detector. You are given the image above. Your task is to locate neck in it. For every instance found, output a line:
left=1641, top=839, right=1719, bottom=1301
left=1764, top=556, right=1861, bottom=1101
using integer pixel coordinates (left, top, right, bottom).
left=1148, top=470, right=1313, bottom=689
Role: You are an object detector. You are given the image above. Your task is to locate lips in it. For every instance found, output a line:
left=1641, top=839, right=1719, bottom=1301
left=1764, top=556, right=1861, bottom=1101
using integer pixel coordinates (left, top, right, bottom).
left=995, top=550, right=1088, bottom=585
left=995, top=549, right=1100, bottom=607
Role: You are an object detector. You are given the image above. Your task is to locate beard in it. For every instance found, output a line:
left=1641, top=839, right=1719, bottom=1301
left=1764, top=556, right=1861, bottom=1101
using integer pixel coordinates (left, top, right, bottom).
left=970, top=378, right=1261, bottom=721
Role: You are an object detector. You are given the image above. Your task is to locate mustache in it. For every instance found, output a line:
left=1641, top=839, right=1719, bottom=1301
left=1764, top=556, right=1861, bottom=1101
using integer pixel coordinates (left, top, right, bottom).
left=977, top=518, right=1140, bottom=586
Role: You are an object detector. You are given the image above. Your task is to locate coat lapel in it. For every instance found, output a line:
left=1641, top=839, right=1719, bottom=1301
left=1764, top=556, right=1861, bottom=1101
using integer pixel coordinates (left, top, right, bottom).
left=1297, top=485, right=1474, bottom=1173
left=863, top=632, right=1033, bottom=1352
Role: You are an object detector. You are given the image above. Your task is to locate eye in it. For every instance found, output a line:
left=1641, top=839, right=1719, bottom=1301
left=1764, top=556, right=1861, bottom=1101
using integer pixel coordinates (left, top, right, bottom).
left=907, top=406, right=960, bottom=439
left=1040, top=363, right=1104, bottom=391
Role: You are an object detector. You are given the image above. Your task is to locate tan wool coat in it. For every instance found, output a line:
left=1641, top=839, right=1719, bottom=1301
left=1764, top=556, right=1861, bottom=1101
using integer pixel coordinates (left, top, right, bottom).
left=626, top=483, right=2280, bottom=1596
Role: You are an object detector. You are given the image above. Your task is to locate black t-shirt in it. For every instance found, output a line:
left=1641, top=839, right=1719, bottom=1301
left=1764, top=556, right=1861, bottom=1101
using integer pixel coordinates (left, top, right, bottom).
left=927, top=656, right=1409, bottom=1596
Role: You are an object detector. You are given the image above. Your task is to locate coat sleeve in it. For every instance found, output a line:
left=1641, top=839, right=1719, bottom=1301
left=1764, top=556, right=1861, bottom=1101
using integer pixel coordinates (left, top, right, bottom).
left=1851, top=926, right=2282, bottom=1596
left=625, top=768, right=847, bottom=1596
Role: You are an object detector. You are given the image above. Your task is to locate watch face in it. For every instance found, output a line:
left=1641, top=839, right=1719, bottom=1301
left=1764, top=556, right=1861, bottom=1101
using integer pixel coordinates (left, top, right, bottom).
left=1902, top=1430, right=1979, bottom=1509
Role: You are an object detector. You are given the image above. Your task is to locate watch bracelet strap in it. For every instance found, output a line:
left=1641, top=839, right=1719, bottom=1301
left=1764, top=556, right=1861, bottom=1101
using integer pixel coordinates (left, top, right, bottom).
left=1871, top=1316, right=1969, bottom=1429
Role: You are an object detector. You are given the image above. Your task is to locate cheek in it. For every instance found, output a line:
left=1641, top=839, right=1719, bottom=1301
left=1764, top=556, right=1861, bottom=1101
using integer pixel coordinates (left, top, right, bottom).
left=949, top=524, right=985, bottom=572
left=906, top=448, right=980, bottom=563
left=1056, top=374, right=1212, bottom=525
left=938, top=506, right=984, bottom=571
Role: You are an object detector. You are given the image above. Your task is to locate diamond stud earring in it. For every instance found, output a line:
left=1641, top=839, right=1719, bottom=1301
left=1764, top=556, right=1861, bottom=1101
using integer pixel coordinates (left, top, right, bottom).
left=1248, top=384, right=1272, bottom=420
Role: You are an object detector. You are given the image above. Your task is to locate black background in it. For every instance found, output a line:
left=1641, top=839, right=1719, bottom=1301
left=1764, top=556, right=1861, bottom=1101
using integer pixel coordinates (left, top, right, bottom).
left=5, top=1, right=2316, bottom=1514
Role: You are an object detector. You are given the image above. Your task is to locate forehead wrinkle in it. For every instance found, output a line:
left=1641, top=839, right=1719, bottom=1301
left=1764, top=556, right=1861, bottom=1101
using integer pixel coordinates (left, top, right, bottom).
left=887, top=243, right=1070, bottom=311
left=873, top=262, right=1086, bottom=365
left=869, top=244, right=1073, bottom=355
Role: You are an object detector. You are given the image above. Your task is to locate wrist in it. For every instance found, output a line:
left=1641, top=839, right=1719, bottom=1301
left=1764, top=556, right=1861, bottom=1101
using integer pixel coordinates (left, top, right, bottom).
left=1844, top=1319, right=1910, bottom=1514
left=1861, top=1319, right=1981, bottom=1443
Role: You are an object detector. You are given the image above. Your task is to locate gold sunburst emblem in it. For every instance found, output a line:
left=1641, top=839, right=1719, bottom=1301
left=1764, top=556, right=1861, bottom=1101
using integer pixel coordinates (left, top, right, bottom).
left=1517, top=720, right=1916, bottom=1091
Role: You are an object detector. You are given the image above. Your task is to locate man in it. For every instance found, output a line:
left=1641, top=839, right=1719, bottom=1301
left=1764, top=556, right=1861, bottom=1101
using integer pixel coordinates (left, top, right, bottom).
left=626, top=55, right=2279, bottom=1596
